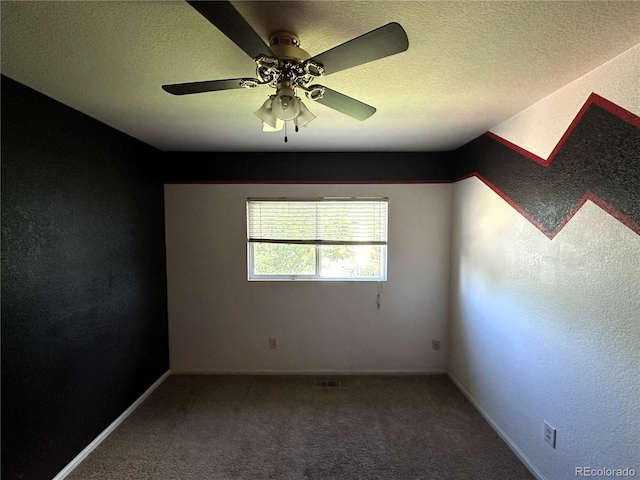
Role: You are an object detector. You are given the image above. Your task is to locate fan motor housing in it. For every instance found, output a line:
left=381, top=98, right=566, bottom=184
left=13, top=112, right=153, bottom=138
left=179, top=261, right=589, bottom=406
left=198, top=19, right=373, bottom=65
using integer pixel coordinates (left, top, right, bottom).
left=269, top=31, right=310, bottom=60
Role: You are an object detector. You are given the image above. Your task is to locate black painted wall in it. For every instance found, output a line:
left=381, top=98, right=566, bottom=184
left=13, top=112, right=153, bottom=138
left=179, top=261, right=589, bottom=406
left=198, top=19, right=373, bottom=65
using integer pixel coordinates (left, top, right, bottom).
left=451, top=102, right=640, bottom=237
left=161, top=151, right=454, bottom=183
left=1, top=74, right=637, bottom=480
left=1, top=76, right=169, bottom=480
left=161, top=99, right=640, bottom=237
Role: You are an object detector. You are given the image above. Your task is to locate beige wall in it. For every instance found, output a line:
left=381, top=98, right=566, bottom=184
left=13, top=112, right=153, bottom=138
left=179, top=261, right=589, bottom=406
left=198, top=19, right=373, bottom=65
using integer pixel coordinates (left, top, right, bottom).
left=491, top=45, right=639, bottom=159
left=165, top=183, right=452, bottom=373
left=449, top=45, right=640, bottom=480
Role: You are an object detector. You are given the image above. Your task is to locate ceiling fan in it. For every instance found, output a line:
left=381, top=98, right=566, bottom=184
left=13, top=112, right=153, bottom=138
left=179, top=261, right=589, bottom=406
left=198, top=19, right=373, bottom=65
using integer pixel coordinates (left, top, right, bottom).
left=162, top=1, right=409, bottom=140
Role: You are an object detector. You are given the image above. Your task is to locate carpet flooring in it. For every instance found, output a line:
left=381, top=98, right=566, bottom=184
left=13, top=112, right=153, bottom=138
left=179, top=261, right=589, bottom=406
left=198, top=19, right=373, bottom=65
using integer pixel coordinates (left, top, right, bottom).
left=66, top=374, right=535, bottom=479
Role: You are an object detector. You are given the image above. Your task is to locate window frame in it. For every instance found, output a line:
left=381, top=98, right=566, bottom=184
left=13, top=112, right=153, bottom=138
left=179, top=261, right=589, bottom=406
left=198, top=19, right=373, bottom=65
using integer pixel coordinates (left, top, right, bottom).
left=246, top=197, right=388, bottom=282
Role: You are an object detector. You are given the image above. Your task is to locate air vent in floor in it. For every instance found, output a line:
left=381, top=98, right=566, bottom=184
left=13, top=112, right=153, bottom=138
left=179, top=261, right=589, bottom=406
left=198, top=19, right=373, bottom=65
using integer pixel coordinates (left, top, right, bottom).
left=315, top=380, right=342, bottom=388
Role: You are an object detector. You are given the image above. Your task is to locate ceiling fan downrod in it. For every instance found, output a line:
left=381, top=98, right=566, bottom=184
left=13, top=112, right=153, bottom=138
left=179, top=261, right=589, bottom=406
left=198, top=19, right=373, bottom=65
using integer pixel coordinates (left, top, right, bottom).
left=249, top=32, right=329, bottom=138
left=163, top=2, right=408, bottom=135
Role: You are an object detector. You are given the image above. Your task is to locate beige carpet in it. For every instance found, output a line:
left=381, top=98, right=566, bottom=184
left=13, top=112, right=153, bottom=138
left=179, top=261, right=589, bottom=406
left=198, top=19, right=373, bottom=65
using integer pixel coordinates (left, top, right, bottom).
left=66, top=374, right=535, bottom=479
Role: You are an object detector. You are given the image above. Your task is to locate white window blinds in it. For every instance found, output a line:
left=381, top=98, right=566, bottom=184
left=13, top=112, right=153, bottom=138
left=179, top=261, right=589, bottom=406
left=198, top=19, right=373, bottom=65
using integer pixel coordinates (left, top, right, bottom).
left=247, top=198, right=388, bottom=245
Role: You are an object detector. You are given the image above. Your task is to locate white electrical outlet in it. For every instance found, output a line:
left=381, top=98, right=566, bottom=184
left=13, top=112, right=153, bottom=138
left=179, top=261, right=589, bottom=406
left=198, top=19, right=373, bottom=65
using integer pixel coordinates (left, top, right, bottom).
left=269, top=337, right=277, bottom=350
left=432, top=339, right=441, bottom=350
left=544, top=421, right=556, bottom=448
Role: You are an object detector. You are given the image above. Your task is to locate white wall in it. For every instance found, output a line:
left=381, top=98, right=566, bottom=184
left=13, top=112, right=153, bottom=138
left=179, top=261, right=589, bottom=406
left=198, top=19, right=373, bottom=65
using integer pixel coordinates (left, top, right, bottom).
left=449, top=45, right=640, bottom=479
left=490, top=44, right=639, bottom=159
left=165, top=183, right=452, bottom=374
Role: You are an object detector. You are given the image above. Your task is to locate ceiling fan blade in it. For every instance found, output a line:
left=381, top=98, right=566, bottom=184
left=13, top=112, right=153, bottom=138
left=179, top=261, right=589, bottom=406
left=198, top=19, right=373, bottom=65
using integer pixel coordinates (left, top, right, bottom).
left=314, top=87, right=376, bottom=121
left=310, top=23, right=408, bottom=76
left=187, top=1, right=273, bottom=59
left=162, top=78, right=249, bottom=95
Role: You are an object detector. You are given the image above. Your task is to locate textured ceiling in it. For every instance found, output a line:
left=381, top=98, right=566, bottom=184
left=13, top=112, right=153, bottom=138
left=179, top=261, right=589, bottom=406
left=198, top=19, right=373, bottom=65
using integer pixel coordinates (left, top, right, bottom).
left=2, top=1, right=639, bottom=152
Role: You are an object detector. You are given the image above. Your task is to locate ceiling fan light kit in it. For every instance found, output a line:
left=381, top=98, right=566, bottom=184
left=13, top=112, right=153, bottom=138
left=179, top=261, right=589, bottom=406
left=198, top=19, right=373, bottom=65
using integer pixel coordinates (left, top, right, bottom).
left=162, top=1, right=409, bottom=141
left=271, top=87, right=301, bottom=121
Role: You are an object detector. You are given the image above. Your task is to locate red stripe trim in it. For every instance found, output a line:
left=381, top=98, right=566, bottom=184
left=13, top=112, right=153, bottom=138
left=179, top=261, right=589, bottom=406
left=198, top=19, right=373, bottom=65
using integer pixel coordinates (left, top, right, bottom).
left=485, top=132, right=548, bottom=166
left=480, top=93, right=640, bottom=237
left=488, top=93, right=640, bottom=166
left=460, top=174, right=640, bottom=239
left=165, top=93, right=640, bottom=238
left=583, top=192, right=640, bottom=237
left=164, top=179, right=454, bottom=185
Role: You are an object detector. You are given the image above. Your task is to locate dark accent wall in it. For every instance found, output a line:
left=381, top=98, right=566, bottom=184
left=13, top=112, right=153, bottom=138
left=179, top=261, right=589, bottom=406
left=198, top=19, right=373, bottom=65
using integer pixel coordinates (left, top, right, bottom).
left=1, top=76, right=169, bottom=480
left=1, top=72, right=637, bottom=480
left=161, top=97, right=639, bottom=238
left=452, top=100, right=640, bottom=237
left=161, top=151, right=455, bottom=183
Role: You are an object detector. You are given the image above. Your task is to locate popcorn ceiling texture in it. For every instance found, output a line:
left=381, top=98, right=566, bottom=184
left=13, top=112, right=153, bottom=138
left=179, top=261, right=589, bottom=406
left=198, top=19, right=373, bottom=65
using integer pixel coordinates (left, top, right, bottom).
left=1, top=1, right=639, bottom=151
left=1, top=4, right=639, bottom=479
left=491, top=45, right=640, bottom=159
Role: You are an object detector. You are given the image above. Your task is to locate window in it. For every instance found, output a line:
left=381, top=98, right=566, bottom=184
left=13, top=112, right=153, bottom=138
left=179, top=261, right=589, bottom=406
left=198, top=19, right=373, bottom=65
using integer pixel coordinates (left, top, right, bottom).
left=247, top=197, right=388, bottom=281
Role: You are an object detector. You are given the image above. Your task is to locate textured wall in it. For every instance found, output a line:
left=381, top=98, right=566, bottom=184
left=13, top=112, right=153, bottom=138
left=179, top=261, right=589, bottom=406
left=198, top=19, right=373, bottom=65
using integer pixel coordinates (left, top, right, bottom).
left=490, top=45, right=640, bottom=159
left=1, top=76, right=169, bottom=480
left=165, top=183, right=451, bottom=374
left=161, top=151, right=454, bottom=183
left=162, top=150, right=456, bottom=375
left=2, top=42, right=638, bottom=480
left=453, top=95, right=640, bottom=238
left=448, top=45, right=640, bottom=480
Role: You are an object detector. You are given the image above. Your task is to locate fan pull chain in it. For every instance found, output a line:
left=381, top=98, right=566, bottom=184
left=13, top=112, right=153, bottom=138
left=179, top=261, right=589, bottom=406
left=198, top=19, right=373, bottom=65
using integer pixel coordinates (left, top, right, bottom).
left=284, top=121, right=288, bottom=143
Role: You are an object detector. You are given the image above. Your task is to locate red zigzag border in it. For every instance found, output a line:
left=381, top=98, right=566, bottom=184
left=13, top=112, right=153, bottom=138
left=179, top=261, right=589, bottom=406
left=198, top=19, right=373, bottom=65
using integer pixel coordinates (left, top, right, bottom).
left=470, top=93, right=640, bottom=239
left=165, top=93, right=640, bottom=239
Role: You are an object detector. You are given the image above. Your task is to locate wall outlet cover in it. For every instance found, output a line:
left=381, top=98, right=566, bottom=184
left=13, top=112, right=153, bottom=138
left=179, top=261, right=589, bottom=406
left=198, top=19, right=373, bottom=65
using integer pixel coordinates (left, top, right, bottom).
left=544, top=421, right=556, bottom=448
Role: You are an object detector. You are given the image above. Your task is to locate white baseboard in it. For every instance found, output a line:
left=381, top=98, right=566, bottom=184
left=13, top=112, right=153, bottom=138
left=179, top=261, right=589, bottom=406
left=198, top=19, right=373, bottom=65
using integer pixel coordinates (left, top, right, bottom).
left=53, top=370, right=171, bottom=480
left=169, top=369, right=447, bottom=375
left=447, top=371, right=548, bottom=480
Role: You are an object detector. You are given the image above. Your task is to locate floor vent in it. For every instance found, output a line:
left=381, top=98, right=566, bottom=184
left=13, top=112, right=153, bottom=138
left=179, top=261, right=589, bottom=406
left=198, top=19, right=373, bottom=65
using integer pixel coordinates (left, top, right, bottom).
left=315, top=380, right=342, bottom=388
